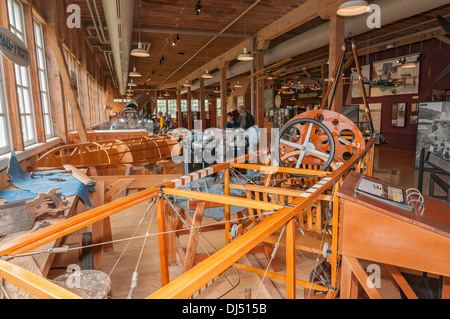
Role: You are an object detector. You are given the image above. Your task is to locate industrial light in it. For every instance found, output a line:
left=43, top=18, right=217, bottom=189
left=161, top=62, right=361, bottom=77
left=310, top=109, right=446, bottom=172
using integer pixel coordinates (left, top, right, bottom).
left=183, top=80, right=192, bottom=87
left=235, top=81, right=243, bottom=88
left=128, top=79, right=137, bottom=87
left=337, top=1, right=370, bottom=17
left=238, top=15, right=254, bottom=61
left=164, top=91, right=171, bottom=97
left=131, top=42, right=150, bottom=57
left=281, top=83, right=289, bottom=89
left=238, top=47, right=254, bottom=61
left=129, top=66, right=142, bottom=78
left=214, top=87, right=220, bottom=94
left=202, top=69, right=213, bottom=79
left=131, top=0, right=150, bottom=58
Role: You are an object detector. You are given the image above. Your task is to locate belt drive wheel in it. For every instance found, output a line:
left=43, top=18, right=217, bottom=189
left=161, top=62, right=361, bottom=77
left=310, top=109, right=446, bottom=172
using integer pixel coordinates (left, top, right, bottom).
left=275, top=110, right=366, bottom=178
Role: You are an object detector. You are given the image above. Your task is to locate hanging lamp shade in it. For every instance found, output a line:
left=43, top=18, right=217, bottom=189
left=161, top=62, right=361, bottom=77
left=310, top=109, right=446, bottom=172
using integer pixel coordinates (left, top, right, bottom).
left=128, top=79, right=138, bottom=87
left=202, top=69, right=213, bottom=79
left=131, top=42, right=150, bottom=58
left=238, top=47, right=253, bottom=61
left=337, top=1, right=369, bottom=16
left=183, top=80, right=192, bottom=87
left=235, top=81, right=243, bottom=88
left=129, top=66, right=142, bottom=77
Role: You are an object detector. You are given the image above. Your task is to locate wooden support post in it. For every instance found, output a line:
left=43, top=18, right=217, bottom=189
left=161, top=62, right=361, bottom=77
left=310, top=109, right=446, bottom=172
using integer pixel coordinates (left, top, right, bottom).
left=340, top=255, right=358, bottom=299
left=176, top=86, right=182, bottom=128
left=157, top=193, right=170, bottom=286
left=254, top=51, right=266, bottom=128
left=286, top=219, right=296, bottom=299
left=43, top=23, right=89, bottom=143
left=0, top=0, right=24, bottom=151
left=330, top=181, right=340, bottom=289
left=92, top=181, right=105, bottom=270
left=182, top=202, right=206, bottom=273
left=186, top=86, right=193, bottom=130
left=23, top=4, right=46, bottom=143
left=328, top=13, right=345, bottom=113
left=224, top=168, right=231, bottom=245
left=200, top=77, right=206, bottom=130
left=220, top=65, right=229, bottom=129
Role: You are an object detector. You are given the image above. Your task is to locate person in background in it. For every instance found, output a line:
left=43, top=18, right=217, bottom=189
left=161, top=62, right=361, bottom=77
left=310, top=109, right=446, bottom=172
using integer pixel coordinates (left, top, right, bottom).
left=237, top=105, right=255, bottom=130
left=158, top=112, right=167, bottom=134
left=226, top=112, right=238, bottom=129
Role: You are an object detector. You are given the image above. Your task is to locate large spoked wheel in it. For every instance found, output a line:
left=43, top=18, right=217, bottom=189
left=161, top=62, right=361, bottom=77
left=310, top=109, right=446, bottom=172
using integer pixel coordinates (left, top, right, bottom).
left=275, top=118, right=336, bottom=178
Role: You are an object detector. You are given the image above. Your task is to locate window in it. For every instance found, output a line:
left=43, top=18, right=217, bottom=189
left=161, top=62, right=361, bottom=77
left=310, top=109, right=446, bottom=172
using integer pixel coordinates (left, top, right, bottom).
left=167, top=100, right=177, bottom=117
left=217, top=98, right=222, bottom=117
left=157, top=99, right=167, bottom=114
left=33, top=19, right=53, bottom=139
left=191, top=99, right=199, bottom=112
left=181, top=100, right=187, bottom=112
left=8, top=0, right=37, bottom=146
left=0, top=60, right=11, bottom=155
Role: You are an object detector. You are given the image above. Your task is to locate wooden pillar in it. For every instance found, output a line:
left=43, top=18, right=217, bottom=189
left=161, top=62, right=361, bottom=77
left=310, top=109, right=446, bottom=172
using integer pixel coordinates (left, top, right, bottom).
left=220, top=64, right=229, bottom=129
left=286, top=219, right=296, bottom=299
left=23, top=4, right=46, bottom=143
left=157, top=194, right=170, bottom=286
left=79, top=36, right=91, bottom=128
left=200, top=77, right=206, bottom=130
left=186, top=86, right=192, bottom=130
left=211, top=97, right=217, bottom=128
left=0, top=0, right=24, bottom=151
left=176, top=86, right=182, bottom=127
left=328, top=13, right=345, bottom=113
left=254, top=51, right=266, bottom=128
left=44, top=23, right=89, bottom=143
left=224, top=168, right=231, bottom=245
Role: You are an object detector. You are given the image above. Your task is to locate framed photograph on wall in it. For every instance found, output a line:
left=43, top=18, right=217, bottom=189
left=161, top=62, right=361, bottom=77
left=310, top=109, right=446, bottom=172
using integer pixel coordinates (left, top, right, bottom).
left=391, top=102, right=407, bottom=127
left=415, top=102, right=450, bottom=168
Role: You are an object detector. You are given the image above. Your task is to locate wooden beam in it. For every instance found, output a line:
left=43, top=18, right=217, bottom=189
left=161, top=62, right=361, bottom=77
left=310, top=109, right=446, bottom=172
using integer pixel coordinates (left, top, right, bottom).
left=286, top=219, right=296, bottom=299
left=43, top=23, right=89, bottom=143
left=176, top=86, right=182, bottom=127
left=220, top=66, right=228, bottom=129
left=328, top=13, right=345, bottom=114
left=157, top=194, right=170, bottom=286
left=0, top=259, right=81, bottom=299
left=230, top=163, right=329, bottom=176
left=0, top=0, right=24, bottom=151
left=254, top=51, right=265, bottom=128
left=200, top=77, right=206, bottom=130
left=343, top=256, right=383, bottom=299
left=163, top=188, right=283, bottom=212
left=23, top=3, right=46, bottom=143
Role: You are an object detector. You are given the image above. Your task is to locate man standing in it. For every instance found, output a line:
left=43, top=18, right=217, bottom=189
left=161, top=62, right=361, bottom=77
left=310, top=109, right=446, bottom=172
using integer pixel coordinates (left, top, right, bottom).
left=237, top=105, right=255, bottom=130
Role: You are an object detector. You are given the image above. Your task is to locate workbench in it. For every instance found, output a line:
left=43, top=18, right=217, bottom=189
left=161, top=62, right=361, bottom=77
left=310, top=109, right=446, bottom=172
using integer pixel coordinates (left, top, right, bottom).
left=337, top=172, right=450, bottom=299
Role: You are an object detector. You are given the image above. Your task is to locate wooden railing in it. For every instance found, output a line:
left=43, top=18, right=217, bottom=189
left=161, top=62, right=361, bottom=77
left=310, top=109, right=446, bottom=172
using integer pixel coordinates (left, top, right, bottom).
left=0, top=140, right=375, bottom=299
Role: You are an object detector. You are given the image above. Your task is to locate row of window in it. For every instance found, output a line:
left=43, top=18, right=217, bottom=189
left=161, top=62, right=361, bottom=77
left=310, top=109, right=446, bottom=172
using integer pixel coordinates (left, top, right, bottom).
left=0, top=0, right=53, bottom=155
left=156, top=99, right=223, bottom=117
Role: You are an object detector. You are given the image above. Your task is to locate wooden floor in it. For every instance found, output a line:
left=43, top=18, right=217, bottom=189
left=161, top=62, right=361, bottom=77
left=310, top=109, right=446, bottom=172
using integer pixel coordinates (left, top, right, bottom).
left=47, top=146, right=434, bottom=299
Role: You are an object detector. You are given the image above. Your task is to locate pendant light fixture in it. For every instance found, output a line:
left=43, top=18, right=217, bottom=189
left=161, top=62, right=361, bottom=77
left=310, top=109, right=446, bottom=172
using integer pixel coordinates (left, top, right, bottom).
left=238, top=15, right=253, bottom=61
left=131, top=0, right=150, bottom=58
left=128, top=78, right=137, bottom=87
left=337, top=1, right=369, bottom=17
left=129, top=58, right=142, bottom=77
left=202, top=46, right=213, bottom=79
left=235, top=81, right=243, bottom=88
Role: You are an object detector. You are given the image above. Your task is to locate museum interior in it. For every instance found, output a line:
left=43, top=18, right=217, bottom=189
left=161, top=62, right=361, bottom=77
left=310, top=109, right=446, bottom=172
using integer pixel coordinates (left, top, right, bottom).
left=0, top=0, right=449, bottom=301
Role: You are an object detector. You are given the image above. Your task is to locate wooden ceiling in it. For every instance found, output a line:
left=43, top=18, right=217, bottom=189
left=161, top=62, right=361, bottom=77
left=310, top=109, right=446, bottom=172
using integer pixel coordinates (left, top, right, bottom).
left=73, top=0, right=450, bottom=97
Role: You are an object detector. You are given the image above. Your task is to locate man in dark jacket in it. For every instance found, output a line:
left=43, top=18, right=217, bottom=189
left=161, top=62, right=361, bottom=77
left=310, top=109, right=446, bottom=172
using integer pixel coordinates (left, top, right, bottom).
left=237, top=105, right=255, bottom=130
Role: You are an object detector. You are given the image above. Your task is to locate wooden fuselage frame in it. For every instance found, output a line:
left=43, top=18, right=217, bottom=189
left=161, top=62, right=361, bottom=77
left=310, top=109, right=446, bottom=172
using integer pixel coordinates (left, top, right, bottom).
left=0, top=139, right=375, bottom=299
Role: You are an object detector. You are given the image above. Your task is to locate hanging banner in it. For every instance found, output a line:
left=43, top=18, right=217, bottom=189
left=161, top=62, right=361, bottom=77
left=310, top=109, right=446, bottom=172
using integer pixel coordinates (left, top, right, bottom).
left=0, top=27, right=30, bottom=67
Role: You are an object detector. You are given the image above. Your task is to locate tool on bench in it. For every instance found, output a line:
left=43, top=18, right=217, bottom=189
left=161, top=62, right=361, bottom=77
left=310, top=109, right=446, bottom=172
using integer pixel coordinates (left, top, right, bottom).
left=0, top=188, right=69, bottom=236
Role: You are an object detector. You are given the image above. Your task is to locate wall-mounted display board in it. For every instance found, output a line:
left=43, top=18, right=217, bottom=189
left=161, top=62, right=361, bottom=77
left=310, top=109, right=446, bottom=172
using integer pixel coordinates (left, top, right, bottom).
left=371, top=54, right=420, bottom=97
left=415, top=102, right=450, bottom=168
left=391, top=103, right=407, bottom=128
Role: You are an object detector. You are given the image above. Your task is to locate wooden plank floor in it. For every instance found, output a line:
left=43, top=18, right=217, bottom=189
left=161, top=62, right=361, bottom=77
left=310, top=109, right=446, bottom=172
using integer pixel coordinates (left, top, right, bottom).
left=46, top=146, right=430, bottom=299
